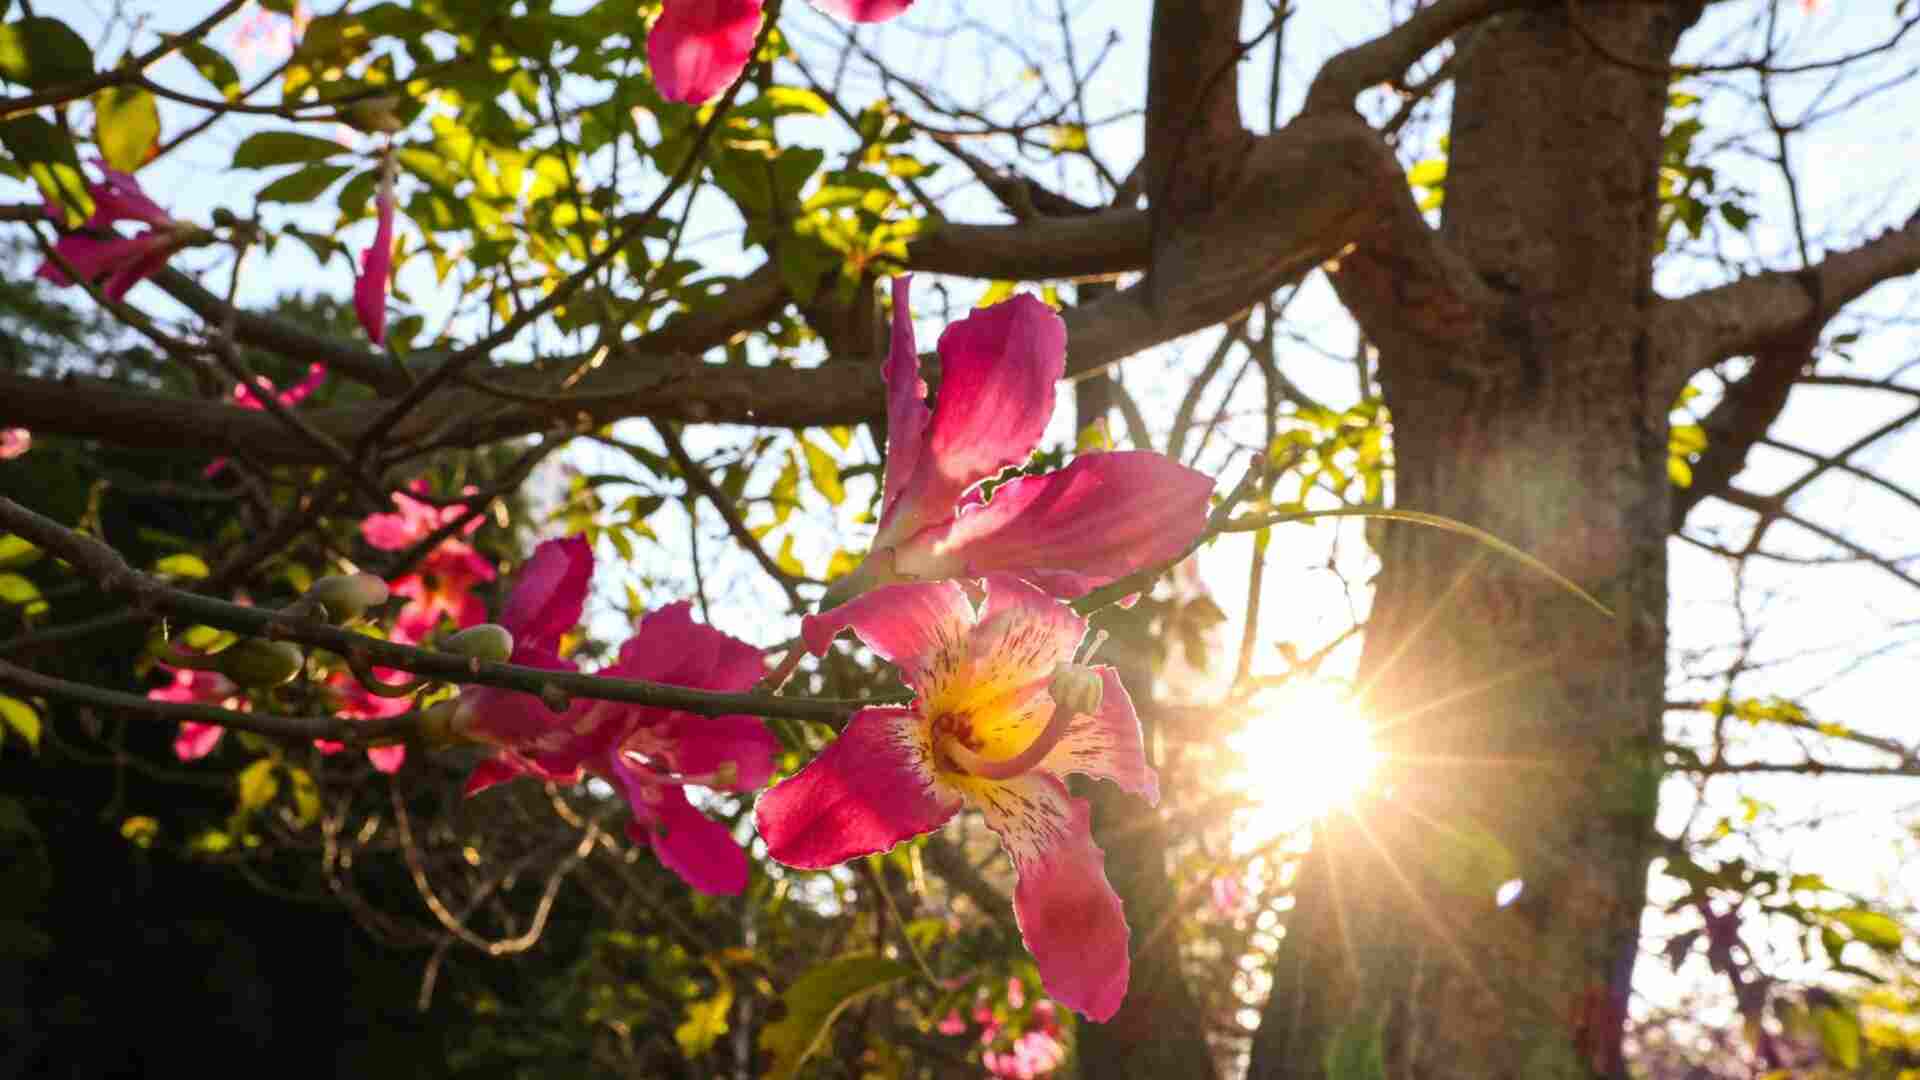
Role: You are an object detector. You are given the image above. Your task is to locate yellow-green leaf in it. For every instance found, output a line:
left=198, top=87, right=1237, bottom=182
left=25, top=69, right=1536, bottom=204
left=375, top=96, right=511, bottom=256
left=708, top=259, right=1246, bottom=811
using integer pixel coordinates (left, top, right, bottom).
left=121, top=815, right=159, bottom=849
left=94, top=86, right=159, bottom=172
left=803, top=438, right=845, bottom=506
left=761, top=955, right=913, bottom=1080
left=775, top=534, right=805, bottom=578
left=0, top=534, right=39, bottom=570
left=153, top=553, right=211, bottom=580
left=0, top=573, right=41, bottom=606
left=1667, top=456, right=1693, bottom=488
left=0, top=695, right=39, bottom=750
left=237, top=759, right=279, bottom=814
left=286, top=766, right=321, bottom=827
left=0, top=16, right=93, bottom=90
left=1405, top=158, right=1447, bottom=188
left=676, top=984, right=735, bottom=1058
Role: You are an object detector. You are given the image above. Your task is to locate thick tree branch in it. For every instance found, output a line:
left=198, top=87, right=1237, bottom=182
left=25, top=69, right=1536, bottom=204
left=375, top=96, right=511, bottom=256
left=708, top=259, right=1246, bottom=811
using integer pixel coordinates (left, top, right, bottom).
left=1669, top=346, right=1804, bottom=530
left=1650, top=209, right=1920, bottom=378
left=908, top=211, right=1151, bottom=280
left=1305, top=0, right=1531, bottom=111
left=1145, top=0, right=1252, bottom=215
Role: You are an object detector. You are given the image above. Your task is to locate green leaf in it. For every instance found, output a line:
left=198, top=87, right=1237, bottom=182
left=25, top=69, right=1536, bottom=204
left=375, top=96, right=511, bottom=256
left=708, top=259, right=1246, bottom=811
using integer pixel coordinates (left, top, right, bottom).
left=1323, top=1013, right=1387, bottom=1080
left=1813, top=1004, right=1862, bottom=1070
left=802, top=438, right=844, bottom=506
left=178, top=40, right=242, bottom=101
left=286, top=766, right=320, bottom=827
left=762, top=86, right=829, bottom=116
left=676, top=984, right=734, bottom=1058
left=0, top=695, right=39, bottom=751
left=0, top=17, right=93, bottom=90
left=152, top=553, right=211, bottom=580
left=0, top=534, right=38, bottom=570
left=231, top=130, right=346, bottom=169
left=256, top=162, right=353, bottom=203
left=0, top=572, right=40, bottom=606
left=237, top=759, right=279, bottom=813
left=1829, top=908, right=1902, bottom=950
left=760, top=955, right=912, bottom=1080
left=0, top=114, right=90, bottom=224
left=94, top=86, right=159, bottom=172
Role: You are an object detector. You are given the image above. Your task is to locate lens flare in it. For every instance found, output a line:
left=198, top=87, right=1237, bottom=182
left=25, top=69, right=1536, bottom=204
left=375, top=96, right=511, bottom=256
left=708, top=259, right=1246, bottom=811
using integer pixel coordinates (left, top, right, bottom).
left=1221, top=682, right=1380, bottom=852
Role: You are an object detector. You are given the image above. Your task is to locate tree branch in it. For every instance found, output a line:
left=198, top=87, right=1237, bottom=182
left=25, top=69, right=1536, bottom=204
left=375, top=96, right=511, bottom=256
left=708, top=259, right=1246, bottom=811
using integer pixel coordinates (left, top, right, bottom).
left=1650, top=209, right=1920, bottom=380
left=0, top=495, right=888, bottom=723
left=1304, top=0, right=1531, bottom=112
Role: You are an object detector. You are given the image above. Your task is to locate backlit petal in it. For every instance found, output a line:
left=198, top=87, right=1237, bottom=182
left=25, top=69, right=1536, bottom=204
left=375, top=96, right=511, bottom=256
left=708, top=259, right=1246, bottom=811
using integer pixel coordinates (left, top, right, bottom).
left=812, top=0, right=913, bottom=20
left=500, top=535, right=593, bottom=650
left=877, top=275, right=931, bottom=528
left=173, top=721, right=224, bottom=761
left=652, top=712, right=780, bottom=791
left=802, top=579, right=973, bottom=694
left=648, top=0, right=762, bottom=104
left=974, top=773, right=1130, bottom=1021
left=756, top=706, right=960, bottom=869
left=367, top=744, right=407, bottom=773
left=354, top=164, right=395, bottom=345
left=896, top=450, right=1213, bottom=597
left=1038, top=666, right=1159, bottom=803
left=613, top=601, right=766, bottom=694
left=463, top=754, right=525, bottom=796
left=612, top=758, right=750, bottom=895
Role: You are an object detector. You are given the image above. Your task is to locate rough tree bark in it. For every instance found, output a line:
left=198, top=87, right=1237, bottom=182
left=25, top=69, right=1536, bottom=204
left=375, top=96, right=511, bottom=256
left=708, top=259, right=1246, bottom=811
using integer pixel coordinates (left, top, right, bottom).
left=1250, top=3, right=1701, bottom=1077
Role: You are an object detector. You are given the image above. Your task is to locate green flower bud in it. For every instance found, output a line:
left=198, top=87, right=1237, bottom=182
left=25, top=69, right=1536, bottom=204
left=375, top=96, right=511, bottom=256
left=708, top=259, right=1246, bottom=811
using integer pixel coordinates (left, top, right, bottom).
left=420, top=697, right=474, bottom=742
left=307, top=573, right=390, bottom=624
left=217, top=639, right=305, bottom=688
left=445, top=624, right=514, bottom=664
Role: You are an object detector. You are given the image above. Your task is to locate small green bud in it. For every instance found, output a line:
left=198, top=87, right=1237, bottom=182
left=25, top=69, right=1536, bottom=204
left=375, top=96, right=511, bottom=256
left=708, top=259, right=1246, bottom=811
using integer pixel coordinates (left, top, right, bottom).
left=308, top=573, right=390, bottom=624
left=342, top=95, right=405, bottom=134
left=217, top=639, right=305, bottom=688
left=1048, top=663, right=1104, bottom=718
left=420, top=697, right=474, bottom=742
left=445, top=623, right=514, bottom=664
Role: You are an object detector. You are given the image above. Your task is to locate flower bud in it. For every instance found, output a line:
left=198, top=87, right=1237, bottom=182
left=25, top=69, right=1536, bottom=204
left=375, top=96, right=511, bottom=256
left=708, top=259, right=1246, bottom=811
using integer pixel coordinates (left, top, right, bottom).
left=419, top=696, right=474, bottom=742
left=343, top=95, right=406, bottom=134
left=445, top=623, right=514, bottom=663
left=217, top=639, right=305, bottom=688
left=1048, top=662, right=1104, bottom=718
left=308, top=573, right=390, bottom=624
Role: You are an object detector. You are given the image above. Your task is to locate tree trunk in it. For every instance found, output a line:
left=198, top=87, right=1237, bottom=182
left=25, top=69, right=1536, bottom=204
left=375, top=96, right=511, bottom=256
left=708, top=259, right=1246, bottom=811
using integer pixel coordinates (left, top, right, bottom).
left=1250, top=4, right=1699, bottom=1077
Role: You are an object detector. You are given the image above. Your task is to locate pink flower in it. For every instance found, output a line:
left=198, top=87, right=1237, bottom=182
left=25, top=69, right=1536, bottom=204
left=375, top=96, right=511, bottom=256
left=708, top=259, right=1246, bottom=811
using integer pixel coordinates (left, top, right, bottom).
left=757, top=575, right=1158, bottom=1020
left=354, top=157, right=396, bottom=345
left=227, top=2, right=312, bottom=67
left=461, top=538, right=777, bottom=896
left=825, top=276, right=1213, bottom=606
left=0, top=429, right=29, bottom=459
left=648, top=0, right=763, bottom=104
left=361, top=481, right=495, bottom=644
left=936, top=1009, right=967, bottom=1036
left=206, top=363, right=328, bottom=475
left=985, top=1029, right=1068, bottom=1079
left=319, top=669, right=410, bottom=773
left=812, top=0, right=914, bottom=18
left=646, top=0, right=914, bottom=104
left=149, top=666, right=244, bottom=761
left=37, top=165, right=189, bottom=302
left=1007, top=976, right=1026, bottom=1010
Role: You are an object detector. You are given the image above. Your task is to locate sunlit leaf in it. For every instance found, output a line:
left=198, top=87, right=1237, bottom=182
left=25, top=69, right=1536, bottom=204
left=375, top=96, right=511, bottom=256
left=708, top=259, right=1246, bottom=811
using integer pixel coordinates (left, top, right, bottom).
left=153, top=553, right=210, bottom=580
left=232, top=130, right=347, bottom=169
left=94, top=86, right=160, bottom=172
left=0, top=17, right=93, bottom=90
left=237, top=758, right=279, bottom=814
left=676, top=983, right=734, bottom=1058
left=0, top=694, right=39, bottom=751
left=760, top=954, right=912, bottom=1080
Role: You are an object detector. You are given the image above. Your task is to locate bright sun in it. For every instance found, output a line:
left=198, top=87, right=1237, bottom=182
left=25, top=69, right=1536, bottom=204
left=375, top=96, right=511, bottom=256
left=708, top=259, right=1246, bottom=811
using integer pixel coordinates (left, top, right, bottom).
left=1221, top=681, right=1382, bottom=852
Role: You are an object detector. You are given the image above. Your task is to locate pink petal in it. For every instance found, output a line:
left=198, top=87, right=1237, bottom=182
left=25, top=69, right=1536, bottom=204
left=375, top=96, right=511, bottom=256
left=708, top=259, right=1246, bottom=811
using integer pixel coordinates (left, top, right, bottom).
left=87, top=165, right=173, bottom=227
left=652, top=712, right=780, bottom=791
left=278, top=363, right=329, bottom=406
left=367, top=744, right=407, bottom=773
left=37, top=232, right=150, bottom=287
left=1037, top=666, right=1159, bottom=803
left=173, top=721, right=225, bottom=761
left=463, top=754, right=525, bottom=796
left=648, top=0, right=762, bottom=104
left=354, top=166, right=395, bottom=345
left=801, top=579, right=973, bottom=693
left=500, top=536, right=593, bottom=650
left=896, top=450, right=1213, bottom=597
left=313, top=739, right=345, bottom=755
left=0, top=429, right=29, bottom=460
left=812, top=0, right=913, bottom=19
left=958, top=574, right=1086, bottom=702
left=977, top=773, right=1130, bottom=1021
left=936, top=1009, right=967, bottom=1036
left=648, top=784, right=751, bottom=895
left=613, top=601, right=765, bottom=694
left=461, top=644, right=581, bottom=750
left=876, top=293, right=1066, bottom=551
left=878, top=275, right=931, bottom=529
left=756, top=706, right=959, bottom=869
left=100, top=236, right=180, bottom=301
